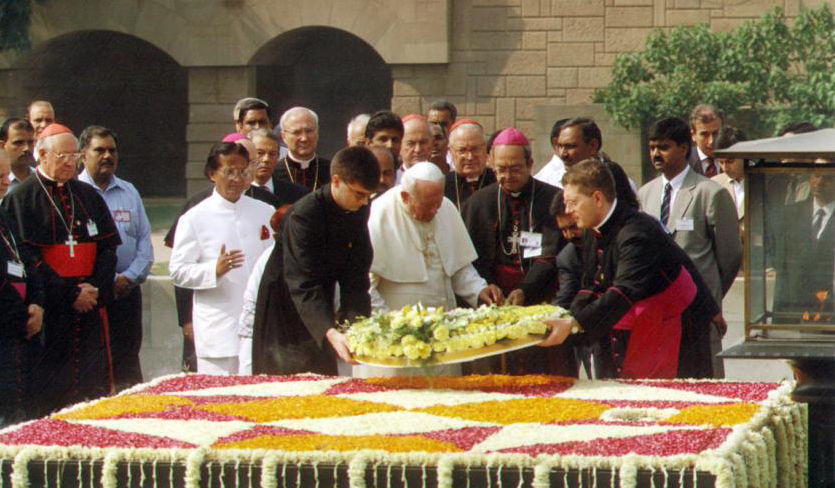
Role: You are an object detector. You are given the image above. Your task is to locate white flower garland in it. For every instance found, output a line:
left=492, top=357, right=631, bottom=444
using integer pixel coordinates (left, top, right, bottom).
left=0, top=377, right=806, bottom=488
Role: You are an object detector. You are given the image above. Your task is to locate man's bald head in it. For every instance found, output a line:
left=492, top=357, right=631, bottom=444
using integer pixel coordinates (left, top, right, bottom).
left=448, top=122, right=488, bottom=179
left=370, top=146, right=396, bottom=194
left=27, top=100, right=55, bottom=139
left=281, top=107, right=320, bottom=161
left=400, top=115, right=432, bottom=170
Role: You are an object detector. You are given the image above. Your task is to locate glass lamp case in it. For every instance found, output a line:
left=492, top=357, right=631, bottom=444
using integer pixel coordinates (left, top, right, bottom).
left=746, top=162, right=835, bottom=339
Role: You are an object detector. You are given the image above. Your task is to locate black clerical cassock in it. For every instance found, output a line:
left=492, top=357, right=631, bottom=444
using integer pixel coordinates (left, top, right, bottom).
left=0, top=208, right=45, bottom=425
left=2, top=171, right=120, bottom=415
left=569, top=201, right=718, bottom=379
left=461, top=178, right=572, bottom=375
left=273, top=155, right=330, bottom=192
left=444, top=168, right=496, bottom=212
left=253, top=185, right=372, bottom=374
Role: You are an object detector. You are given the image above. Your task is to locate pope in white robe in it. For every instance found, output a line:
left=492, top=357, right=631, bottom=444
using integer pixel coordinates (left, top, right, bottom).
left=358, top=162, right=503, bottom=377
left=170, top=144, right=275, bottom=375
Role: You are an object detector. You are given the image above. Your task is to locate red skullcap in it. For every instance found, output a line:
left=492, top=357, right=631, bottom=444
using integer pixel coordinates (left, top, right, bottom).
left=449, top=117, right=482, bottom=132
left=38, top=123, right=73, bottom=140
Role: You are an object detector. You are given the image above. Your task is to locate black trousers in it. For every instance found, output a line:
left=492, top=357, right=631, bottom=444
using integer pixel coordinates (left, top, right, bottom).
left=107, top=285, right=143, bottom=391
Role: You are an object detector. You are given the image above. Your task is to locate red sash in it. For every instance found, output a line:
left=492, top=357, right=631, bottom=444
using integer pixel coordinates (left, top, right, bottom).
left=11, top=282, right=26, bottom=301
left=496, top=264, right=525, bottom=295
left=612, top=265, right=697, bottom=379
left=42, top=242, right=97, bottom=277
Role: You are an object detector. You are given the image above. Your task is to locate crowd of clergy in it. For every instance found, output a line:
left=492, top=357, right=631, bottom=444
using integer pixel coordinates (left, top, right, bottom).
left=6, top=93, right=824, bottom=425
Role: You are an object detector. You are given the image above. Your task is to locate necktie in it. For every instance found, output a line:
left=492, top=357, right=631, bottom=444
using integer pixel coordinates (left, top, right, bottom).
left=704, top=157, right=717, bottom=178
left=660, top=182, right=672, bottom=229
left=813, top=208, right=826, bottom=239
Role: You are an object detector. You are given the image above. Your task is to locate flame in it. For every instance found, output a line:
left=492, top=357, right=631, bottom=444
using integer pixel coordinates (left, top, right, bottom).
left=816, top=290, right=829, bottom=304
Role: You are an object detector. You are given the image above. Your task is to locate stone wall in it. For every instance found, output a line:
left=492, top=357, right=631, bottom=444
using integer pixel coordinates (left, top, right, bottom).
left=391, top=0, right=825, bottom=176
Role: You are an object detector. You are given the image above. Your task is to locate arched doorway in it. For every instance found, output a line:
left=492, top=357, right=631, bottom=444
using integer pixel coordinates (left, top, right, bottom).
left=250, top=27, right=392, bottom=160
left=9, top=31, right=187, bottom=197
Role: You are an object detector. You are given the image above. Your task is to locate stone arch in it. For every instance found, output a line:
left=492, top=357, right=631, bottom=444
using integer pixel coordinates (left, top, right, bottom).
left=250, top=26, right=393, bottom=159
left=0, top=0, right=449, bottom=68
left=7, top=30, right=188, bottom=197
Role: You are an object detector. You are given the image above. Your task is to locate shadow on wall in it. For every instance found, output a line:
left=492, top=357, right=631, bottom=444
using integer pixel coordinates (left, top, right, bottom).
left=8, top=30, right=188, bottom=197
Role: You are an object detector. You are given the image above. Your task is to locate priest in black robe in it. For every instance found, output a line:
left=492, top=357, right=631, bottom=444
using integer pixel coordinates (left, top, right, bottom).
left=541, top=159, right=718, bottom=379
left=2, top=124, right=120, bottom=415
left=444, top=118, right=496, bottom=211
left=253, top=146, right=379, bottom=374
left=274, top=107, right=330, bottom=191
left=0, top=175, right=45, bottom=426
left=461, top=128, right=571, bottom=375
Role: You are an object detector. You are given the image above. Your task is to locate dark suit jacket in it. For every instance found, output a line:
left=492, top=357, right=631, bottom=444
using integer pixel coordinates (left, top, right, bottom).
left=687, top=146, right=722, bottom=177
left=773, top=198, right=835, bottom=318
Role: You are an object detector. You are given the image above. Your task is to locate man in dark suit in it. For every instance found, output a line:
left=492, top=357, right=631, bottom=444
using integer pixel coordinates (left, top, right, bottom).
left=249, top=128, right=308, bottom=203
left=541, top=159, right=719, bottom=379
left=773, top=171, right=835, bottom=321
left=687, top=104, right=724, bottom=177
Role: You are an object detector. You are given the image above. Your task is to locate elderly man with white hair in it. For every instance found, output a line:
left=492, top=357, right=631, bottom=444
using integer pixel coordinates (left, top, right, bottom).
left=275, top=106, right=329, bottom=191
left=368, top=162, right=503, bottom=312
left=2, top=123, right=120, bottom=415
left=347, top=113, right=370, bottom=147
left=359, top=162, right=503, bottom=377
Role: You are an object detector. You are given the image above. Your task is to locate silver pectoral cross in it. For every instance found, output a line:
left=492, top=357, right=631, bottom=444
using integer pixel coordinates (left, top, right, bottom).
left=65, top=235, right=77, bottom=258
left=506, top=223, right=520, bottom=255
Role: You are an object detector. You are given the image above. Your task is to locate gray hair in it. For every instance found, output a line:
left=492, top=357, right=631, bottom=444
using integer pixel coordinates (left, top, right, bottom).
left=36, top=132, right=78, bottom=155
left=347, top=113, right=370, bottom=138
left=280, top=106, right=319, bottom=129
left=247, top=128, right=279, bottom=142
left=449, top=121, right=485, bottom=146
left=402, top=161, right=445, bottom=195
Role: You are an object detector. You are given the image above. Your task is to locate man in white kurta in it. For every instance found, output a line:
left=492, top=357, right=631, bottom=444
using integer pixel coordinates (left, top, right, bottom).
left=170, top=143, right=274, bottom=375
left=358, top=163, right=503, bottom=377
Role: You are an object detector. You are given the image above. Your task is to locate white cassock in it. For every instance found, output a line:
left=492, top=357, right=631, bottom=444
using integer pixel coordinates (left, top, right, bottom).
left=355, top=185, right=487, bottom=377
left=534, top=153, right=566, bottom=188
left=170, top=191, right=274, bottom=375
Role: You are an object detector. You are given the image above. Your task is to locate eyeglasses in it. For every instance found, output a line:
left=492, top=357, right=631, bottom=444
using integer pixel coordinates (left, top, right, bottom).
left=55, top=152, right=82, bottom=162
left=219, top=166, right=255, bottom=180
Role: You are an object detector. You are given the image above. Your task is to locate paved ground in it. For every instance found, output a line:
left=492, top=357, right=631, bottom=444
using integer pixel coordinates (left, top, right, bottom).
left=138, top=231, right=795, bottom=383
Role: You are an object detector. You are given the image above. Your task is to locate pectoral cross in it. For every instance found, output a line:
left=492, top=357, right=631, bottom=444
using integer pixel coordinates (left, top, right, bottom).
left=66, top=234, right=77, bottom=258
left=506, top=223, right=520, bottom=255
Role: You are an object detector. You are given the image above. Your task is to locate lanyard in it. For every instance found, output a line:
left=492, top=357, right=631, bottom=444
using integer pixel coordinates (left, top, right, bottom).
left=0, top=222, right=22, bottom=263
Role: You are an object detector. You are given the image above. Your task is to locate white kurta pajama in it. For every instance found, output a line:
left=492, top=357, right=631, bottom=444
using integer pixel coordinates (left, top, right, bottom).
left=170, top=191, right=274, bottom=375
left=356, top=186, right=487, bottom=377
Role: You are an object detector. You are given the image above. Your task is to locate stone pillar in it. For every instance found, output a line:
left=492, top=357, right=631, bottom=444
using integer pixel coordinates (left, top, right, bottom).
left=185, top=66, right=256, bottom=196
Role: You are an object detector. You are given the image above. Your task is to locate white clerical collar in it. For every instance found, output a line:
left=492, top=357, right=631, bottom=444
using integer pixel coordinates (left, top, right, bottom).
left=594, top=198, right=618, bottom=232
left=288, top=153, right=316, bottom=169
left=36, top=166, right=65, bottom=187
left=662, top=164, right=689, bottom=190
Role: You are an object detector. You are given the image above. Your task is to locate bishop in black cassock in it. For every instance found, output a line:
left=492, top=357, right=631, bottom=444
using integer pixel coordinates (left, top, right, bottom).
left=273, top=155, right=330, bottom=192
left=2, top=125, right=120, bottom=414
left=461, top=128, right=571, bottom=375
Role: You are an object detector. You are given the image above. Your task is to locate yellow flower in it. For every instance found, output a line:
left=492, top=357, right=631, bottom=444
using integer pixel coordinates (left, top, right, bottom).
left=433, top=325, right=450, bottom=341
